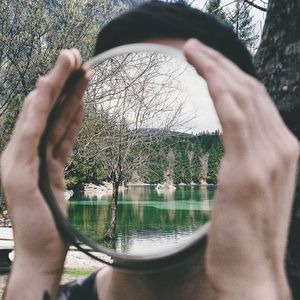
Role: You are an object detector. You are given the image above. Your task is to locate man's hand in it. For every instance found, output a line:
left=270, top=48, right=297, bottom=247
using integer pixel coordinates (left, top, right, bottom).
left=1, top=49, right=92, bottom=300
left=184, top=39, right=299, bottom=299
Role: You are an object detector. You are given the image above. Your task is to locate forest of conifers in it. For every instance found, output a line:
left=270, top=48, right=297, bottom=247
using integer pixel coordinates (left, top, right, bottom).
left=65, top=130, right=223, bottom=189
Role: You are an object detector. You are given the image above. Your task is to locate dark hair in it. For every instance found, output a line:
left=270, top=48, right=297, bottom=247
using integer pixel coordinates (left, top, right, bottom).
left=94, top=1, right=255, bottom=76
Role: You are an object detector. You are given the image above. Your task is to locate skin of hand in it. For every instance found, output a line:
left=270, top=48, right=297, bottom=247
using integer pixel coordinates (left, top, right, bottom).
left=1, top=49, right=92, bottom=300
left=184, top=39, right=299, bottom=299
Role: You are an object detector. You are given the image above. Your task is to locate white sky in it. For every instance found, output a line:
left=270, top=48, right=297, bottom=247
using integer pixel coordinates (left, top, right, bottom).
left=89, top=53, right=221, bottom=134
left=174, top=64, right=221, bottom=133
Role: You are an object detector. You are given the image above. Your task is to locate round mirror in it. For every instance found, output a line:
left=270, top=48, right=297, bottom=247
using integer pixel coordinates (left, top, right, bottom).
left=40, top=43, right=222, bottom=269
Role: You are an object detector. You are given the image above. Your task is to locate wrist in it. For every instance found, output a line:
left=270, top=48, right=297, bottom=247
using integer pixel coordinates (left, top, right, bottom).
left=206, top=264, right=279, bottom=300
left=4, top=260, right=65, bottom=300
left=209, top=275, right=278, bottom=300
left=217, top=286, right=278, bottom=300
left=13, top=243, right=68, bottom=274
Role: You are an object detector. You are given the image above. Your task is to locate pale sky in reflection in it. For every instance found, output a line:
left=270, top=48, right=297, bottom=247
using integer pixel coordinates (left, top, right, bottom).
left=88, top=51, right=222, bottom=134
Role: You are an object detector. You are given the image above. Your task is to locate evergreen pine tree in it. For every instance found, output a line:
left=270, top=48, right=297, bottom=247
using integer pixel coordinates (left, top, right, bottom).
left=207, top=138, right=223, bottom=184
left=205, top=0, right=227, bottom=21
left=227, top=0, right=259, bottom=53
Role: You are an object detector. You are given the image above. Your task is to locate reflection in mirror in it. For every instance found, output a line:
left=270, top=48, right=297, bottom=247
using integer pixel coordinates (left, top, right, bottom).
left=65, top=47, right=222, bottom=255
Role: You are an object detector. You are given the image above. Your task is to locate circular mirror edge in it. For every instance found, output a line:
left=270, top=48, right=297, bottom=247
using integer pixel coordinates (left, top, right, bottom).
left=66, top=212, right=210, bottom=272
left=39, top=43, right=211, bottom=271
left=86, top=43, right=186, bottom=67
left=79, top=223, right=209, bottom=273
left=92, top=222, right=209, bottom=257
left=84, top=43, right=210, bottom=269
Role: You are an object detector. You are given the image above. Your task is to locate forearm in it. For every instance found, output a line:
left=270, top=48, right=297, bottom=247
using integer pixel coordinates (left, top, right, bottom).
left=216, top=284, right=292, bottom=300
left=200, top=265, right=283, bottom=300
left=217, top=279, right=279, bottom=300
left=3, top=215, right=68, bottom=299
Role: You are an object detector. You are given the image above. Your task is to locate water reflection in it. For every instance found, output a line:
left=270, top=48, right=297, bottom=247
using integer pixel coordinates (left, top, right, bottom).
left=68, top=185, right=215, bottom=254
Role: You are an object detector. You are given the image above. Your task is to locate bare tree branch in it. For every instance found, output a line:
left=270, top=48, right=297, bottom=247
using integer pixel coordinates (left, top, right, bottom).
left=243, top=0, right=267, bottom=11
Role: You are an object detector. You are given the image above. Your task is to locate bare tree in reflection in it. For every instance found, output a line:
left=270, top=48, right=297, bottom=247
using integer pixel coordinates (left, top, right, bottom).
left=73, top=52, right=193, bottom=243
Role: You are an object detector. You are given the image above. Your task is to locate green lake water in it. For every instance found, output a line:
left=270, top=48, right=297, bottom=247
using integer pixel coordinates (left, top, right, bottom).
left=68, top=185, right=215, bottom=255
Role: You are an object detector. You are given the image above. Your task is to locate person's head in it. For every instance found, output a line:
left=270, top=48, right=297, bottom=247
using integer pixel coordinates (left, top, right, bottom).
left=92, top=3, right=255, bottom=294
left=94, top=0, right=255, bottom=76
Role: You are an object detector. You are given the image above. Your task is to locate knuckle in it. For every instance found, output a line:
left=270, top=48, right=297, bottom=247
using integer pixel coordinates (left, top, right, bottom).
left=243, top=78, right=256, bottom=94
left=280, top=136, right=300, bottom=163
left=205, top=62, right=218, bottom=77
left=27, top=81, right=53, bottom=115
left=233, top=85, right=251, bottom=101
left=53, top=142, right=70, bottom=162
left=209, top=50, right=223, bottom=64
left=1, top=168, right=14, bottom=189
left=210, top=84, right=228, bottom=98
left=254, top=80, right=267, bottom=95
left=227, top=111, right=246, bottom=130
left=48, top=121, right=65, bottom=144
left=1, top=159, right=18, bottom=192
left=36, top=76, right=48, bottom=88
left=19, top=122, right=38, bottom=140
left=59, top=49, right=73, bottom=68
left=37, top=76, right=55, bottom=95
left=23, top=91, right=35, bottom=109
left=2, top=167, right=36, bottom=195
left=237, top=166, right=267, bottom=193
left=267, top=159, right=279, bottom=181
left=243, top=76, right=267, bottom=95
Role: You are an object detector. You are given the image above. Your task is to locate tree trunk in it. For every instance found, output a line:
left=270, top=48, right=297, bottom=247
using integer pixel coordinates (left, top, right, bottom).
left=104, top=181, right=119, bottom=244
left=254, top=0, right=300, bottom=296
left=255, top=0, right=300, bottom=136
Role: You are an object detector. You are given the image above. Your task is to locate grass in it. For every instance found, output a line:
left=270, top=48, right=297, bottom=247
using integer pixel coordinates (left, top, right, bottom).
left=0, top=268, right=95, bottom=297
left=63, top=268, right=93, bottom=277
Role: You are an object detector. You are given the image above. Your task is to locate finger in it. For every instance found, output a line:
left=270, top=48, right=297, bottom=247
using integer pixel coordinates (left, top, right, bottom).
left=12, top=50, right=80, bottom=156
left=184, top=39, right=284, bottom=139
left=183, top=39, right=287, bottom=154
left=52, top=105, right=84, bottom=165
left=183, top=39, right=251, bottom=152
left=186, top=39, right=286, bottom=132
left=27, top=49, right=79, bottom=116
left=185, top=39, right=251, bottom=83
left=184, top=39, right=253, bottom=110
left=47, top=66, right=92, bottom=149
left=70, top=48, right=81, bottom=69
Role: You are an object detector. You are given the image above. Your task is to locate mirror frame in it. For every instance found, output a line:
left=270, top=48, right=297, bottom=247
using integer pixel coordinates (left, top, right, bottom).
left=38, top=43, right=210, bottom=272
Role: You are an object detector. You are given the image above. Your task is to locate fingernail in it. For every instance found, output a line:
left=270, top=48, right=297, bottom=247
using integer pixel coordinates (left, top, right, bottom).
left=81, top=64, right=94, bottom=77
left=56, top=49, right=69, bottom=64
left=86, top=69, right=94, bottom=80
left=70, top=48, right=81, bottom=68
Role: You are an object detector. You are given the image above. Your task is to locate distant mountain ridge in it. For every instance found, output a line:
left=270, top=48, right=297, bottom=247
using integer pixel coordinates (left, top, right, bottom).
left=135, top=128, right=192, bottom=137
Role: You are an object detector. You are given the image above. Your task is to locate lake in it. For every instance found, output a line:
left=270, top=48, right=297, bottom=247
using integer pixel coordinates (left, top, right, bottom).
left=68, top=185, right=215, bottom=255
